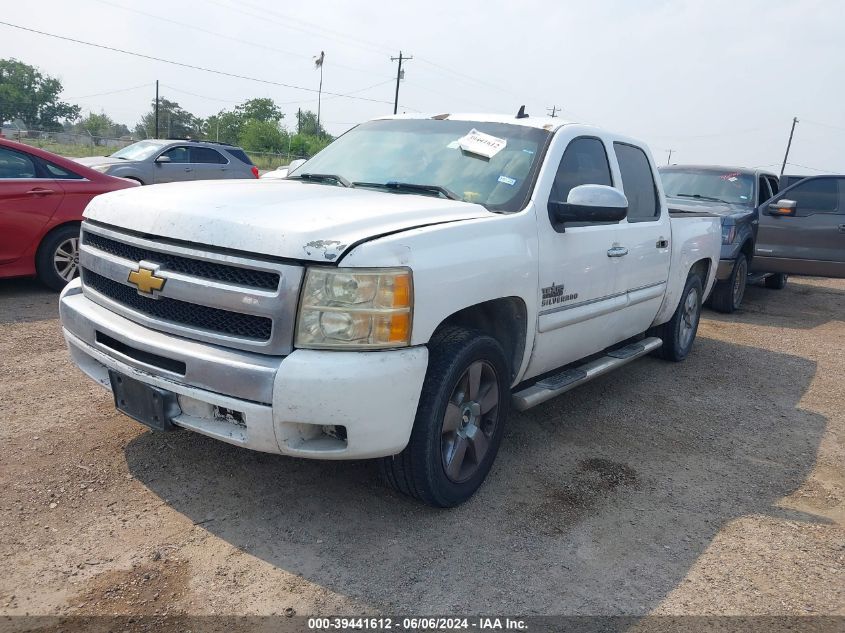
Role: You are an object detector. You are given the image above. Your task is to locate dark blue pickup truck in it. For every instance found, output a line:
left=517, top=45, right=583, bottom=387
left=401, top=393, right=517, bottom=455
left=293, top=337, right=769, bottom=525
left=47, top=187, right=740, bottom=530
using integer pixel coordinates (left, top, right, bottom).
left=658, top=165, right=786, bottom=312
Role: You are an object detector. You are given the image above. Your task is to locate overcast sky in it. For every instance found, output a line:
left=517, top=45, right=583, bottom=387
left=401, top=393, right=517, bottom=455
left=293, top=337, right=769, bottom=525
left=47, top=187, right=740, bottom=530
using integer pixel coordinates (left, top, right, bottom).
left=2, top=0, right=843, bottom=174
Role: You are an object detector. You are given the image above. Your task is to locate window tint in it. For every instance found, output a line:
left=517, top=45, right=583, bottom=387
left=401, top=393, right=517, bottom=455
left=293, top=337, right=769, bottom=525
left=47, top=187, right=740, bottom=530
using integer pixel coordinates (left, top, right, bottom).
left=43, top=159, right=83, bottom=180
left=614, top=143, right=659, bottom=221
left=191, top=147, right=227, bottom=164
left=226, top=148, right=253, bottom=165
left=757, top=176, right=771, bottom=205
left=0, top=147, right=38, bottom=179
left=785, top=178, right=841, bottom=215
left=550, top=137, right=612, bottom=203
left=161, top=146, right=190, bottom=163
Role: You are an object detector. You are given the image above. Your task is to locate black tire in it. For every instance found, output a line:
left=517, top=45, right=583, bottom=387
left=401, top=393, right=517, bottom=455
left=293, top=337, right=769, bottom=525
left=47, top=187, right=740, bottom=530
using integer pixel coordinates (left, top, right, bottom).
left=379, top=327, right=510, bottom=507
left=764, top=273, right=788, bottom=290
left=708, top=254, right=747, bottom=313
left=651, top=274, right=703, bottom=362
left=35, top=224, right=81, bottom=291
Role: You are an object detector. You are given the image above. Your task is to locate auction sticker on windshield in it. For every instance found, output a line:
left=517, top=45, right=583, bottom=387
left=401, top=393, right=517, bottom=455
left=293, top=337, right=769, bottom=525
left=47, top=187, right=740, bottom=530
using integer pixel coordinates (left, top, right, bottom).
left=457, top=128, right=507, bottom=158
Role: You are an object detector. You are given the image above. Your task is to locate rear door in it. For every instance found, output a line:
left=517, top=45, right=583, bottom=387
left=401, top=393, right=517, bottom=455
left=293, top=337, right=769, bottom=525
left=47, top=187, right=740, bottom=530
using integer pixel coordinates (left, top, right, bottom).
left=189, top=146, right=230, bottom=180
left=611, top=142, right=671, bottom=338
left=753, top=176, right=845, bottom=278
left=0, top=145, right=61, bottom=265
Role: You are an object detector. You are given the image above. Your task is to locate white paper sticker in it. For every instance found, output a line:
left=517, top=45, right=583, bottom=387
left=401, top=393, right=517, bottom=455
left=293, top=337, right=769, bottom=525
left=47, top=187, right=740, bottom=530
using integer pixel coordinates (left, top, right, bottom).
left=497, top=175, right=516, bottom=186
left=457, top=128, right=507, bottom=158
left=446, top=140, right=460, bottom=149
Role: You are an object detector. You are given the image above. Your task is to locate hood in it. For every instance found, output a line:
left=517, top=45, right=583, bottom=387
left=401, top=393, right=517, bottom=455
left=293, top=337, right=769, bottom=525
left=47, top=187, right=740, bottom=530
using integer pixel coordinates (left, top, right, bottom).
left=84, top=179, right=492, bottom=262
left=71, top=156, right=125, bottom=168
left=666, top=196, right=755, bottom=221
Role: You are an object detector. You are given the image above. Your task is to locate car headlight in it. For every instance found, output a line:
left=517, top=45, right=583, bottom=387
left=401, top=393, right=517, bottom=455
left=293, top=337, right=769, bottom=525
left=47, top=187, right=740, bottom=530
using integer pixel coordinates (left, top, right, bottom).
left=92, top=164, right=112, bottom=173
left=295, top=267, right=413, bottom=349
left=721, top=225, right=737, bottom=245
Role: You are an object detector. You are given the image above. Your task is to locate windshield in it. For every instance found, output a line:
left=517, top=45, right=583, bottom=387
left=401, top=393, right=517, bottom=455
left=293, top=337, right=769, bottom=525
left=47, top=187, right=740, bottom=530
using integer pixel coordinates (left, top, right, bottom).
left=110, top=140, right=165, bottom=161
left=660, top=169, right=755, bottom=205
left=292, top=119, right=551, bottom=212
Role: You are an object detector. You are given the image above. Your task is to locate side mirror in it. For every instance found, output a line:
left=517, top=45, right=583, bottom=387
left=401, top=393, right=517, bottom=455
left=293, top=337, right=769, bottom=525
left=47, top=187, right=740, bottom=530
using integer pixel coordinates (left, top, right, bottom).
left=549, top=184, right=628, bottom=227
left=286, top=158, right=306, bottom=175
left=767, top=199, right=797, bottom=216
left=154, top=155, right=171, bottom=164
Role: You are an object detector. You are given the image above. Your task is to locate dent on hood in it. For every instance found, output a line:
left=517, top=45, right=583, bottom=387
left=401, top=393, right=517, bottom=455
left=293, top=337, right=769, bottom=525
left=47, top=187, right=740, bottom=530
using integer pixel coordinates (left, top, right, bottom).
left=303, top=239, right=348, bottom=261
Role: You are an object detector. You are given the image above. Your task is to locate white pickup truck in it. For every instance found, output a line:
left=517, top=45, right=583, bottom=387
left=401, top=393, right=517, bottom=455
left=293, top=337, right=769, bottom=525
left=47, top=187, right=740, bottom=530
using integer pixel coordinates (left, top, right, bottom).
left=60, top=112, right=720, bottom=506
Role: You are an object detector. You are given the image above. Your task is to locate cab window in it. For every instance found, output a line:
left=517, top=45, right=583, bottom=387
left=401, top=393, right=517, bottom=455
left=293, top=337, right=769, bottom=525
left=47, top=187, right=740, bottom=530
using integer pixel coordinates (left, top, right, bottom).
left=614, top=142, right=659, bottom=221
left=160, top=146, right=190, bottom=163
left=0, top=147, right=38, bottom=179
left=785, top=178, right=841, bottom=216
left=550, top=137, right=612, bottom=202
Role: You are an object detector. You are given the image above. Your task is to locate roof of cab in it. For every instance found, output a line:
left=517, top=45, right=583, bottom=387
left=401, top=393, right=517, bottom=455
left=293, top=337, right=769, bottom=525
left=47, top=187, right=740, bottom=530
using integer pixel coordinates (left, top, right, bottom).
left=373, top=112, right=574, bottom=132
left=661, top=164, right=778, bottom=177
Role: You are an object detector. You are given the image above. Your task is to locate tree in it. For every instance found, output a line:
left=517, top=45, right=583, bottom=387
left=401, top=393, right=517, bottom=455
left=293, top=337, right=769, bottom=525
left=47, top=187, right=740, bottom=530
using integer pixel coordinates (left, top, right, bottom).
left=0, top=58, right=80, bottom=130
left=204, top=98, right=285, bottom=146
left=295, top=109, right=327, bottom=137
left=135, top=98, right=202, bottom=139
left=239, top=119, right=287, bottom=153
left=74, top=112, right=114, bottom=145
left=236, top=98, right=283, bottom=124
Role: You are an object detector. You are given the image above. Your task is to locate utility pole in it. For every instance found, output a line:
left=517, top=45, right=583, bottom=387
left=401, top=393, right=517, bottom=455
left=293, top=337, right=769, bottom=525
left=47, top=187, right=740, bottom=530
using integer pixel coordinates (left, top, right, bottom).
left=297, top=108, right=302, bottom=135
left=154, top=80, right=159, bottom=139
left=391, top=51, right=412, bottom=115
left=314, top=51, right=325, bottom=133
left=666, top=149, right=673, bottom=165
left=546, top=106, right=559, bottom=118
left=780, top=117, right=799, bottom=177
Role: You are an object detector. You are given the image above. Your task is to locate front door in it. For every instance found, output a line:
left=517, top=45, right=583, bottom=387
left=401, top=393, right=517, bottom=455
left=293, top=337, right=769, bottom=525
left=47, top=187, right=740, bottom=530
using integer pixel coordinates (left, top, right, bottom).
left=0, top=146, right=61, bottom=265
left=753, top=176, right=845, bottom=278
left=153, top=146, right=195, bottom=183
left=189, top=146, right=230, bottom=180
left=526, top=134, right=625, bottom=379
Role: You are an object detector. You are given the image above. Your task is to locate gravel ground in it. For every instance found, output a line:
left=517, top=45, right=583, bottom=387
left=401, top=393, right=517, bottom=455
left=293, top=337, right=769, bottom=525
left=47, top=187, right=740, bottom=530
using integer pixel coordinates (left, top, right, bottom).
left=0, top=276, right=842, bottom=620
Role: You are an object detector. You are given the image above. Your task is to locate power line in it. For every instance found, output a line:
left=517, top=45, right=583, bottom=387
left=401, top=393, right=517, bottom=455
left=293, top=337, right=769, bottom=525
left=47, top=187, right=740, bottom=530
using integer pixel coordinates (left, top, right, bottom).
left=802, top=119, right=845, bottom=134
left=65, top=82, right=153, bottom=100
left=786, top=162, right=832, bottom=173
left=160, top=85, right=241, bottom=104
left=0, top=20, right=412, bottom=108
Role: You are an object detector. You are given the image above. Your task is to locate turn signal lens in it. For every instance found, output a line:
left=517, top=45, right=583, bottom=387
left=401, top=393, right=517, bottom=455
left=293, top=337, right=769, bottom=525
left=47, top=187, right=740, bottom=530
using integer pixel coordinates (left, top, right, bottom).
left=296, top=268, right=413, bottom=349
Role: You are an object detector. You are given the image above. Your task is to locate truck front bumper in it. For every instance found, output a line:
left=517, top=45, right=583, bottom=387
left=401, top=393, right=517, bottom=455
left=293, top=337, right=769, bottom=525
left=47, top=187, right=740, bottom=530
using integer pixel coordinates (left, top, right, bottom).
left=60, top=280, right=429, bottom=459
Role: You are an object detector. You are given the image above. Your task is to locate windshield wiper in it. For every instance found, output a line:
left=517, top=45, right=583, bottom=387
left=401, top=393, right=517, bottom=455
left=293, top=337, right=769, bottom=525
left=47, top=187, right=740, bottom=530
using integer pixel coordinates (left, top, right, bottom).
left=674, top=193, right=729, bottom=203
left=353, top=181, right=462, bottom=201
left=291, top=173, right=352, bottom=188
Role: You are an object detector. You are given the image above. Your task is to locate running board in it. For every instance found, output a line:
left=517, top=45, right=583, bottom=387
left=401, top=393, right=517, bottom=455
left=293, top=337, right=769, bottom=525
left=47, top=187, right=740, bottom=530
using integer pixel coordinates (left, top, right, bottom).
left=511, top=337, right=663, bottom=411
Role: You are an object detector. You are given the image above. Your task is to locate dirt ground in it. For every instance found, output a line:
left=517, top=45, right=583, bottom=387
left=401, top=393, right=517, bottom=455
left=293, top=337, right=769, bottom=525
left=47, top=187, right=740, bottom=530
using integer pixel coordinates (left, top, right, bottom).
left=0, top=276, right=843, bottom=620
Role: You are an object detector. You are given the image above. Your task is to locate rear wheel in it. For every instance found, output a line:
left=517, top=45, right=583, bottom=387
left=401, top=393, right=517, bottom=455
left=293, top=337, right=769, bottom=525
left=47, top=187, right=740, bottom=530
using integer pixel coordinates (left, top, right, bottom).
left=652, top=274, right=703, bottom=362
left=35, top=224, right=81, bottom=291
left=708, top=254, right=747, bottom=313
left=764, top=273, right=788, bottom=290
left=379, top=327, right=509, bottom=507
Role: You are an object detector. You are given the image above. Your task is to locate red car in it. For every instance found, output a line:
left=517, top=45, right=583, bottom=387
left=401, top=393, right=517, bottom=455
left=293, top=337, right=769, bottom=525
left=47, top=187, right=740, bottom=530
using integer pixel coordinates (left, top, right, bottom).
left=0, top=138, right=139, bottom=290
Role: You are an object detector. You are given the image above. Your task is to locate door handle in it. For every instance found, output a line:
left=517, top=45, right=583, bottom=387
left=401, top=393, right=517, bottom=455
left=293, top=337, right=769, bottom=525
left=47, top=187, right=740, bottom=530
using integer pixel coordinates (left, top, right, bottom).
left=607, top=246, right=629, bottom=257
left=26, top=188, right=55, bottom=196
left=656, top=237, right=669, bottom=248
left=839, top=224, right=845, bottom=233
left=184, top=167, right=192, bottom=172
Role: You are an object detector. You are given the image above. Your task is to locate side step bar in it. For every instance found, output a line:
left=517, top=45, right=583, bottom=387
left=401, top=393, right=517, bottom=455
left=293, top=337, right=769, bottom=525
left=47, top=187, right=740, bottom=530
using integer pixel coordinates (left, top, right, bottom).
left=511, top=337, right=663, bottom=411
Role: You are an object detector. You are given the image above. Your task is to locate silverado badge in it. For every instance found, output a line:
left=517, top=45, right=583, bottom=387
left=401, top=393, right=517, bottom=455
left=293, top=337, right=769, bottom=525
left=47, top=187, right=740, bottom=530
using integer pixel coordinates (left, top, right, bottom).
left=128, top=266, right=166, bottom=295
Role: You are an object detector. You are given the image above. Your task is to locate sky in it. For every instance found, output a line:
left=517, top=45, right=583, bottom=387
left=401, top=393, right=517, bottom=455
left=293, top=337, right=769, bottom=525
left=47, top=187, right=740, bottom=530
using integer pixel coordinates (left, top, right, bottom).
left=1, top=0, right=843, bottom=175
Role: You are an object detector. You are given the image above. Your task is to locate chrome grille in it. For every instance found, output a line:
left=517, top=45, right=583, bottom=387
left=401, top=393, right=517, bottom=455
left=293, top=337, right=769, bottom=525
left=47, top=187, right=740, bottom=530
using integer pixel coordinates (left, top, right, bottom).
left=82, top=269, right=272, bottom=340
left=83, top=232, right=280, bottom=290
left=79, top=221, right=303, bottom=355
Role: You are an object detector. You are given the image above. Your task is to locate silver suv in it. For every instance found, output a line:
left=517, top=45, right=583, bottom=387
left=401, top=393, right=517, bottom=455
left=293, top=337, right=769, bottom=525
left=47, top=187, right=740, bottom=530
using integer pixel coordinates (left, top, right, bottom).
left=72, top=139, right=259, bottom=185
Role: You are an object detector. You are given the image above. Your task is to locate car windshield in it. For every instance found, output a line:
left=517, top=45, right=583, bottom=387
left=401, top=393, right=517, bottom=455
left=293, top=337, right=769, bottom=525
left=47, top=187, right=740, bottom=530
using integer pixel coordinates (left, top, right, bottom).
left=291, top=119, right=551, bottom=212
left=110, top=140, right=165, bottom=161
left=660, top=169, right=755, bottom=205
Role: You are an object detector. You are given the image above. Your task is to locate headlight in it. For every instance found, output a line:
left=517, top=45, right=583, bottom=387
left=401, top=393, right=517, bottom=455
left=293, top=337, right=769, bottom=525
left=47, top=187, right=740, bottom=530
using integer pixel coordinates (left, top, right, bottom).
left=721, top=225, right=737, bottom=245
left=295, top=267, right=412, bottom=349
left=92, top=164, right=112, bottom=173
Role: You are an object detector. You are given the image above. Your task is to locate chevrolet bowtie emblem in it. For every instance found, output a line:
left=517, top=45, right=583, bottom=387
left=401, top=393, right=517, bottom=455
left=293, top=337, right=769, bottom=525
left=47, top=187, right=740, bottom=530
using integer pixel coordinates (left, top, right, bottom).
left=128, top=267, right=166, bottom=295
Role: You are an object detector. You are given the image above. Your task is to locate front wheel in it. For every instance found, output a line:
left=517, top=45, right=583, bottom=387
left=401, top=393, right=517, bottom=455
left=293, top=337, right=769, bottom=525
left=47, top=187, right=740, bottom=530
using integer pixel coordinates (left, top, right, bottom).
left=379, top=327, right=510, bottom=507
left=652, top=274, right=703, bottom=362
left=708, top=254, right=747, bottom=313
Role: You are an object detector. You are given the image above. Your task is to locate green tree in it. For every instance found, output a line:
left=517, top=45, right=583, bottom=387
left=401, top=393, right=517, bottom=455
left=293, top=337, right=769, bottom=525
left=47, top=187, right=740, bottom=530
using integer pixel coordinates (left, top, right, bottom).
left=204, top=98, right=285, bottom=146
left=294, top=109, right=327, bottom=137
left=239, top=119, right=287, bottom=153
left=0, top=58, right=80, bottom=130
left=236, top=97, right=283, bottom=124
left=135, top=98, right=202, bottom=139
left=74, top=112, right=114, bottom=145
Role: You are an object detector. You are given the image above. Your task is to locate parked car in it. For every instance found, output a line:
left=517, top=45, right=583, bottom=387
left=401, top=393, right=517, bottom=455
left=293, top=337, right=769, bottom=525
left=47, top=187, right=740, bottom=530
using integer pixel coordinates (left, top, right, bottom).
left=753, top=174, right=845, bottom=278
left=659, top=165, right=785, bottom=312
left=72, top=139, right=259, bottom=185
left=59, top=112, right=721, bottom=506
left=0, top=138, right=138, bottom=290
left=259, top=166, right=288, bottom=180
